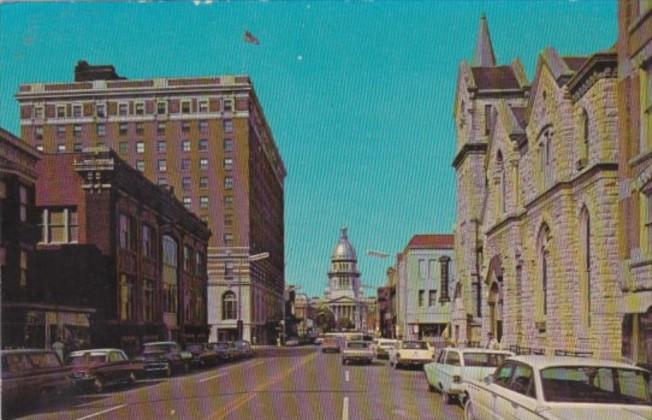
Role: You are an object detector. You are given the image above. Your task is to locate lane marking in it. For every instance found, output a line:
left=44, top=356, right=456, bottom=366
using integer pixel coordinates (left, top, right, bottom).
left=199, top=372, right=229, bottom=383
left=207, top=351, right=318, bottom=419
left=341, top=396, right=349, bottom=420
left=345, top=370, right=349, bottom=382
left=76, top=404, right=127, bottom=420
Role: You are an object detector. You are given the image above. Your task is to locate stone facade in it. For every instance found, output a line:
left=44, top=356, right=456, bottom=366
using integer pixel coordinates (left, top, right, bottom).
left=453, top=15, right=624, bottom=359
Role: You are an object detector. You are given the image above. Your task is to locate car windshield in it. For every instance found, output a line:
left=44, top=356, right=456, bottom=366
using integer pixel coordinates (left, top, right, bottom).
left=144, top=344, right=175, bottom=353
left=463, top=352, right=508, bottom=367
left=541, top=366, right=652, bottom=405
left=68, top=354, right=106, bottom=365
left=347, top=342, right=369, bottom=349
left=402, top=341, right=428, bottom=350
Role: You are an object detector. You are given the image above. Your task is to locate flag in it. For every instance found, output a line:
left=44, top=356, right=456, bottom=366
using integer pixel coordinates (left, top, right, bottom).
left=244, top=30, right=260, bottom=45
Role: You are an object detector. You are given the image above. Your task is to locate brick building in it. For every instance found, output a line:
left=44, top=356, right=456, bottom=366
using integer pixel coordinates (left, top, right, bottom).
left=453, top=15, right=623, bottom=359
left=32, top=148, right=210, bottom=355
left=15, top=62, right=286, bottom=344
left=617, top=0, right=652, bottom=369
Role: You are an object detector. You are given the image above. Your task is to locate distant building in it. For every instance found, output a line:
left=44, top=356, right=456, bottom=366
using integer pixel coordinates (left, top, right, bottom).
left=32, top=148, right=210, bottom=355
left=15, top=62, right=286, bottom=345
left=377, top=286, right=392, bottom=338
left=616, top=0, right=652, bottom=369
left=396, top=234, right=454, bottom=343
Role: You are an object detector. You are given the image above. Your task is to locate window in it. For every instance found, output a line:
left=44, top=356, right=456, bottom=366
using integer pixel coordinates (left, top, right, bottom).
left=429, top=290, right=437, bottom=306
left=136, top=141, right=145, bottom=154
left=224, top=214, right=233, bottom=226
left=418, top=259, right=427, bottom=279
left=118, top=213, right=136, bottom=250
left=641, top=66, right=652, bottom=152
left=182, top=140, right=191, bottom=152
left=581, top=109, right=589, bottom=163
left=183, top=197, right=191, bottom=209
left=36, top=145, right=44, bottom=152
left=72, top=104, right=82, bottom=118
left=162, top=236, right=178, bottom=314
left=119, top=142, right=128, bottom=155
left=118, top=103, right=129, bottom=116
left=96, top=103, right=106, bottom=118
left=224, top=233, right=234, bottom=244
left=445, top=351, right=461, bottom=366
left=134, top=102, right=145, bottom=116
left=200, top=196, right=209, bottom=208
left=642, top=191, right=652, bottom=256
left=195, top=252, right=204, bottom=276
left=222, top=291, right=237, bottom=320
left=182, top=158, right=191, bottom=171
left=182, top=177, right=191, bottom=191
left=73, top=125, right=82, bottom=137
left=496, top=151, right=505, bottom=214
left=142, top=224, right=154, bottom=258
left=34, top=106, right=44, bottom=119
left=223, top=119, right=233, bottom=133
left=157, top=140, right=166, bottom=153
left=198, top=100, right=209, bottom=113
left=224, top=195, right=233, bottom=207
left=224, top=177, right=233, bottom=189
left=35, top=126, right=43, bottom=140
left=97, top=124, right=105, bottom=137
left=158, top=178, right=168, bottom=186
left=56, top=105, right=66, bottom=118
left=119, top=123, right=128, bottom=136
left=418, top=290, right=424, bottom=307
left=539, top=127, right=554, bottom=189
left=495, top=362, right=515, bottom=387
left=199, top=177, right=208, bottom=189
left=485, top=104, right=492, bottom=135
left=183, top=245, right=193, bottom=273
left=19, top=185, right=28, bottom=222
left=509, top=364, right=535, bottom=398
left=143, top=279, right=155, bottom=322
left=20, top=251, right=28, bottom=287
left=119, top=274, right=136, bottom=321
left=199, top=139, right=208, bottom=151
left=199, top=121, right=208, bottom=132
left=136, top=160, right=145, bottom=172
left=57, top=144, right=66, bottom=153
left=56, top=125, right=65, bottom=137
left=157, top=101, right=167, bottom=115
left=181, top=121, right=191, bottom=132
left=224, top=139, right=234, bottom=152
left=158, top=159, right=167, bottom=172
left=200, top=158, right=209, bottom=170
left=223, top=97, right=233, bottom=112
left=136, top=123, right=144, bottom=135
left=40, top=208, right=78, bottom=244
left=224, top=158, right=233, bottom=171
left=181, top=100, right=191, bottom=114
left=579, top=207, right=591, bottom=328
left=537, top=224, right=551, bottom=321
left=74, top=143, right=83, bottom=152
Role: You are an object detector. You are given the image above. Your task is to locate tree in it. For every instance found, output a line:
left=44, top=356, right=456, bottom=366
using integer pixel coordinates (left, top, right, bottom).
left=314, top=306, right=335, bottom=333
left=336, top=317, right=354, bottom=331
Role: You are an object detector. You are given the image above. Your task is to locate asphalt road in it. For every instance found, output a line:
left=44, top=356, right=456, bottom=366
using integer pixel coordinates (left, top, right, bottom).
left=10, top=346, right=463, bottom=420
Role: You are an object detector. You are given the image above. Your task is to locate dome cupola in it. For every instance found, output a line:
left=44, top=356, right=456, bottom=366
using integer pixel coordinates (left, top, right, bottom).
left=331, top=226, right=357, bottom=261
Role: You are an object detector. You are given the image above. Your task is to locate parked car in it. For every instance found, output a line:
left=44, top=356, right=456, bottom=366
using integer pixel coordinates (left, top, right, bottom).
left=67, top=348, right=142, bottom=393
left=373, top=338, right=399, bottom=360
left=1, top=349, right=72, bottom=412
left=321, top=337, right=341, bottom=353
left=185, top=343, right=220, bottom=368
left=233, top=340, right=254, bottom=359
left=464, top=355, right=652, bottom=420
left=285, top=337, right=300, bottom=347
left=208, top=341, right=239, bottom=362
left=314, top=336, right=324, bottom=345
left=341, top=340, right=374, bottom=365
left=134, top=341, right=192, bottom=377
left=388, top=340, right=435, bottom=369
left=424, top=347, right=513, bottom=404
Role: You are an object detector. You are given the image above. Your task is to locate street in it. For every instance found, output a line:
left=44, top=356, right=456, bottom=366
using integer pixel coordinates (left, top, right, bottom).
left=12, top=347, right=463, bottom=420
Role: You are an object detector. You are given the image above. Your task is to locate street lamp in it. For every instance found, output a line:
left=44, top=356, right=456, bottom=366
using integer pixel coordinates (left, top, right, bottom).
left=236, top=251, right=269, bottom=340
left=367, top=249, right=391, bottom=338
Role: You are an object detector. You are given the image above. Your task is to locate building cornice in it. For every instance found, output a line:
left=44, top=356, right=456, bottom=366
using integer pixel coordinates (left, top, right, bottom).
left=567, top=52, right=617, bottom=102
left=452, top=142, right=488, bottom=169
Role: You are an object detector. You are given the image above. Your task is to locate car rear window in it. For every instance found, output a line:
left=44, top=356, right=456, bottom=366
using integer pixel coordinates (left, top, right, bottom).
left=5, top=354, right=33, bottom=372
left=28, top=352, right=61, bottom=368
left=347, top=342, right=370, bottom=349
left=463, top=352, right=509, bottom=367
left=402, top=341, right=428, bottom=350
left=68, top=354, right=107, bottom=365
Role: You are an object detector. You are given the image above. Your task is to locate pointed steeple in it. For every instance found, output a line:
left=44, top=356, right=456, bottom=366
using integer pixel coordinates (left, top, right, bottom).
left=472, top=13, right=497, bottom=67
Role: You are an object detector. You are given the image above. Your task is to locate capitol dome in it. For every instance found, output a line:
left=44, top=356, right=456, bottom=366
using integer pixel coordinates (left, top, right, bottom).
left=331, top=227, right=357, bottom=261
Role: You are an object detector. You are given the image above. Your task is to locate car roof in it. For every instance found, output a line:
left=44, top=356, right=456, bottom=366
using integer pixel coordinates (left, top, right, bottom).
left=443, top=347, right=513, bottom=355
left=507, top=355, right=648, bottom=371
left=144, top=341, right=177, bottom=345
left=69, top=348, right=122, bottom=356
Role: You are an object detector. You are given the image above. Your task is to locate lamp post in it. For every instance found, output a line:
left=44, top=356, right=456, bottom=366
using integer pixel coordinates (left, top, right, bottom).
left=367, top=249, right=390, bottom=337
left=237, top=251, right=269, bottom=340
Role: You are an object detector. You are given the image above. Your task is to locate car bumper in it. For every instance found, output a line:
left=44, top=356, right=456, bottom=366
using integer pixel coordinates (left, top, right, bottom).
left=446, top=383, right=465, bottom=395
left=342, top=356, right=373, bottom=362
left=397, top=359, right=429, bottom=366
left=143, top=362, right=170, bottom=373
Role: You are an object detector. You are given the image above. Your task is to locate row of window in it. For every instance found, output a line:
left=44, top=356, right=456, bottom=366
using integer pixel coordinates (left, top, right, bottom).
left=33, top=97, right=236, bottom=120
left=417, top=290, right=438, bottom=307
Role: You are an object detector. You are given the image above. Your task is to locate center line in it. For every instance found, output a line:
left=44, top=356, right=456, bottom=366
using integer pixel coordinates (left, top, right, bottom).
left=199, top=372, right=228, bottom=383
left=76, top=404, right=127, bottom=420
left=345, top=370, right=349, bottom=382
left=341, top=396, right=349, bottom=420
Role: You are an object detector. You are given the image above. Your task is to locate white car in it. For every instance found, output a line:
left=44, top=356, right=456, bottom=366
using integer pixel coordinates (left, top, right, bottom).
left=388, top=340, right=434, bottom=369
left=424, top=347, right=513, bottom=405
left=464, top=355, right=652, bottom=420
left=373, top=339, right=399, bottom=360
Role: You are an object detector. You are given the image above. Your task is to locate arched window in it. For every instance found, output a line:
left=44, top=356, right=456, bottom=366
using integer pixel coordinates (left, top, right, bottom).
left=537, top=224, right=551, bottom=320
left=496, top=151, right=506, bottom=214
left=222, top=291, right=237, bottom=320
left=579, top=206, right=591, bottom=328
left=539, top=126, right=554, bottom=190
left=581, top=109, right=589, bottom=162
left=162, top=235, right=178, bottom=314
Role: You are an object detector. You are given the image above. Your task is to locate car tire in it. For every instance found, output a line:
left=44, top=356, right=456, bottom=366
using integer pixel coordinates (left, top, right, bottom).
left=93, top=376, right=105, bottom=393
left=342, top=359, right=346, bottom=365
left=394, top=362, right=400, bottom=370
left=463, top=399, right=477, bottom=420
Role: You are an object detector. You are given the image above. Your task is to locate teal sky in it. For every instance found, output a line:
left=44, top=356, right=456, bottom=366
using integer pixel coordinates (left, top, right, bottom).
left=0, top=1, right=616, bottom=298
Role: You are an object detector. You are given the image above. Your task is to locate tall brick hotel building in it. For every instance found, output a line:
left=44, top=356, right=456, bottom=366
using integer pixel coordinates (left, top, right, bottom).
left=15, top=62, right=286, bottom=344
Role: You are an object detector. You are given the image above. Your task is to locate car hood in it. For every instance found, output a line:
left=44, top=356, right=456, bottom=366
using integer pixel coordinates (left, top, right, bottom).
left=544, top=404, right=652, bottom=420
